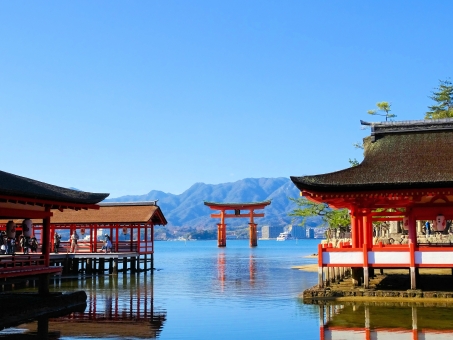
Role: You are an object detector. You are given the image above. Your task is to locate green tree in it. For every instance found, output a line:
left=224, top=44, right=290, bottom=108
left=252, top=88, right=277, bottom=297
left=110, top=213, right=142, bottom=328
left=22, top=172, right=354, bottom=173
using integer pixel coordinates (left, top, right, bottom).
left=288, top=197, right=350, bottom=239
left=367, top=101, right=395, bottom=121
left=425, top=79, right=453, bottom=119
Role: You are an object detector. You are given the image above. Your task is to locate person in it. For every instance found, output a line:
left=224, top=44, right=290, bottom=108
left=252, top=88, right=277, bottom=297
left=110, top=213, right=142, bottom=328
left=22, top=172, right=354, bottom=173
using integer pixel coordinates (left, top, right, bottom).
left=8, top=237, right=15, bottom=255
left=20, top=235, right=29, bottom=254
left=70, top=230, right=79, bottom=253
left=425, top=221, right=431, bottom=236
left=0, top=232, right=5, bottom=254
left=30, top=235, right=38, bottom=252
left=54, top=232, right=61, bottom=253
left=103, top=234, right=112, bottom=253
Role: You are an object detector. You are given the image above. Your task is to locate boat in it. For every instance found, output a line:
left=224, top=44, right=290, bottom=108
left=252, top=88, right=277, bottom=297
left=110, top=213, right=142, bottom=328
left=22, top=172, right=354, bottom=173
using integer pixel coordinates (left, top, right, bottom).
left=276, top=232, right=293, bottom=241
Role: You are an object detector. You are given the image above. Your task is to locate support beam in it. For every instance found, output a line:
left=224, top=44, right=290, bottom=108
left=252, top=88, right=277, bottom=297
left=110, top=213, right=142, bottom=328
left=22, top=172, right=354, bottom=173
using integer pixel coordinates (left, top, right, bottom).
left=217, top=223, right=226, bottom=247
left=249, top=223, right=257, bottom=247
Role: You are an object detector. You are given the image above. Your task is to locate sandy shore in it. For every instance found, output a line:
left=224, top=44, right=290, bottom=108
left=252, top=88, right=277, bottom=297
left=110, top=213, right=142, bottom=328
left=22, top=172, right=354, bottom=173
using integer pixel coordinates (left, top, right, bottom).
left=292, top=264, right=318, bottom=272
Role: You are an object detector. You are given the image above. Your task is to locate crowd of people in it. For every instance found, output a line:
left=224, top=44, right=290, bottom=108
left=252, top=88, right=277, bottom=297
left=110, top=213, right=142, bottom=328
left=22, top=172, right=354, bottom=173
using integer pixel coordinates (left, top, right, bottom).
left=0, top=229, right=114, bottom=255
left=0, top=231, right=38, bottom=255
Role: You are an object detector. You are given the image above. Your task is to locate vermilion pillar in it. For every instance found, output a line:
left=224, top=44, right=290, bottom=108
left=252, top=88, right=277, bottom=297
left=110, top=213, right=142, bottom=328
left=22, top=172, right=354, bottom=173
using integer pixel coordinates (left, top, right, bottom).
left=39, top=206, right=51, bottom=295
left=218, top=210, right=226, bottom=247
left=249, top=223, right=257, bottom=247
left=350, top=210, right=358, bottom=248
left=357, top=214, right=364, bottom=247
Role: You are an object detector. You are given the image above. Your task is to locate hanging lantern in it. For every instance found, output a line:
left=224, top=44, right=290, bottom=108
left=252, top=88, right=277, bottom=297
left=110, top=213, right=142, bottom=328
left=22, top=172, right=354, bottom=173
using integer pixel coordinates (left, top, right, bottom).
left=6, top=221, right=16, bottom=238
left=80, top=228, right=86, bottom=235
left=22, top=219, right=33, bottom=237
left=122, top=227, right=128, bottom=235
left=402, top=216, right=409, bottom=231
left=436, top=214, right=446, bottom=231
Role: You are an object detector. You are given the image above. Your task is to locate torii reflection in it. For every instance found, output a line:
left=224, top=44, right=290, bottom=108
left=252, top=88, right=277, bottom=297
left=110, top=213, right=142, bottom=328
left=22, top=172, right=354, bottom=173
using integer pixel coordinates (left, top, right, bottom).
left=8, top=273, right=166, bottom=339
left=216, top=252, right=257, bottom=292
left=319, top=303, right=453, bottom=340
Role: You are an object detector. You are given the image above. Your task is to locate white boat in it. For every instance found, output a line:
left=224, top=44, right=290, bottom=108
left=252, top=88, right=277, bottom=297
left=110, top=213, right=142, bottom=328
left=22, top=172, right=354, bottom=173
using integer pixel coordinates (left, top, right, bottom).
left=276, top=232, right=293, bottom=241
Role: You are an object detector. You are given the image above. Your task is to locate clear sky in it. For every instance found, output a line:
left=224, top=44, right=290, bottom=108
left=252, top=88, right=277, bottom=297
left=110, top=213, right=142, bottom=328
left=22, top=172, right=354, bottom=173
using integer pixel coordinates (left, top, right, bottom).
left=1, top=1, right=452, bottom=198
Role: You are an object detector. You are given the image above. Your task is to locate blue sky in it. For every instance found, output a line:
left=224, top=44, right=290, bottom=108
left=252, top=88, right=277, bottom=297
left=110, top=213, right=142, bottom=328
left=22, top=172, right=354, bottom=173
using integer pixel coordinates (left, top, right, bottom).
left=1, top=1, right=452, bottom=198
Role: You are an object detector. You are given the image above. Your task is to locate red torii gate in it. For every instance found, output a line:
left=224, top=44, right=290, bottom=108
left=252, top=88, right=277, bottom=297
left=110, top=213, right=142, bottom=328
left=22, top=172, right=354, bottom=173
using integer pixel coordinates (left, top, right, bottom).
left=204, top=201, right=271, bottom=247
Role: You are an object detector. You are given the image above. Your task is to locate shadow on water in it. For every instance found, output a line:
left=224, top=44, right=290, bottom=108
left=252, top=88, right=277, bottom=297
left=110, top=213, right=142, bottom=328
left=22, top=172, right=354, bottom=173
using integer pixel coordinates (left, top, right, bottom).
left=0, top=273, right=167, bottom=339
left=316, top=301, right=453, bottom=339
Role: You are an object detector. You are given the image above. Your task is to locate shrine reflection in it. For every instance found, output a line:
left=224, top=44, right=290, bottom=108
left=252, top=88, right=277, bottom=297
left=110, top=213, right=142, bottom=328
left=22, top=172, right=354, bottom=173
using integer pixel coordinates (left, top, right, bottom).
left=11, top=274, right=166, bottom=339
left=319, top=302, right=453, bottom=340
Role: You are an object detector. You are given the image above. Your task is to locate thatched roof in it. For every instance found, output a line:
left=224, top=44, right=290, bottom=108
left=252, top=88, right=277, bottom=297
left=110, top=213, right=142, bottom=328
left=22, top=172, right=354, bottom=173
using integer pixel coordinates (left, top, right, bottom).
left=291, top=118, right=453, bottom=193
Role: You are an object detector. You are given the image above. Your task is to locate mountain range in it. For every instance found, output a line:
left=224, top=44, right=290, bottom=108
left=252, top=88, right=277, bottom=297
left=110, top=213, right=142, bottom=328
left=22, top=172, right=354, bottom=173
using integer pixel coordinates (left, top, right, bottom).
left=104, top=177, right=320, bottom=229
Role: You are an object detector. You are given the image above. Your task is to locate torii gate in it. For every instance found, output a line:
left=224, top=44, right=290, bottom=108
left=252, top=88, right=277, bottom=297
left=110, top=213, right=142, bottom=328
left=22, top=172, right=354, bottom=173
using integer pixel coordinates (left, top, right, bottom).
left=204, top=201, right=271, bottom=247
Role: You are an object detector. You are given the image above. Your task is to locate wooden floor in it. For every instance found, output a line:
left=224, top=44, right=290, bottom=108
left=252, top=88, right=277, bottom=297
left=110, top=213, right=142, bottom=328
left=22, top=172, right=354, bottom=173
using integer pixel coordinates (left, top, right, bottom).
left=50, top=252, right=139, bottom=260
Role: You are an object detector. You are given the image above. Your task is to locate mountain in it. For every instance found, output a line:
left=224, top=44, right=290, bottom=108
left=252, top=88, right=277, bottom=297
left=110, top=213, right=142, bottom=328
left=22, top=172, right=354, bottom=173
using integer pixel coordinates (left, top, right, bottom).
left=104, top=177, right=320, bottom=228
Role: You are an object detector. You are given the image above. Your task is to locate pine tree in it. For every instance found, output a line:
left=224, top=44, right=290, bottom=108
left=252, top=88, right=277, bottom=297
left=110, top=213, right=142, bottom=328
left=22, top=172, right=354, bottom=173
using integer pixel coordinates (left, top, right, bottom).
left=425, top=79, right=453, bottom=119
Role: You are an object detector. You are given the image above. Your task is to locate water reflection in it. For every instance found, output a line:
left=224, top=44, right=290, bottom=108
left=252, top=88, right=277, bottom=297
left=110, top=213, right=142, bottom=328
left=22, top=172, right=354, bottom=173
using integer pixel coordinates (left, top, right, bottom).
left=1, top=274, right=166, bottom=339
left=216, top=252, right=257, bottom=292
left=319, top=303, right=453, bottom=339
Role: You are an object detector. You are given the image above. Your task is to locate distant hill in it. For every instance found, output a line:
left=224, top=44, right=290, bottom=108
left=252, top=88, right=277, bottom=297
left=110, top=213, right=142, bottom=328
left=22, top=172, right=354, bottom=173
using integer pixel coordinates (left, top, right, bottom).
left=104, top=177, right=321, bottom=228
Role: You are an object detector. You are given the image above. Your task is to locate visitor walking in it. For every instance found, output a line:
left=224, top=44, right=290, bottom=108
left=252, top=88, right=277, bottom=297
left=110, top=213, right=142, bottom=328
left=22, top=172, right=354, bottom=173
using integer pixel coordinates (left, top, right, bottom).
left=103, top=234, right=112, bottom=253
left=70, top=230, right=79, bottom=253
left=425, top=221, right=431, bottom=236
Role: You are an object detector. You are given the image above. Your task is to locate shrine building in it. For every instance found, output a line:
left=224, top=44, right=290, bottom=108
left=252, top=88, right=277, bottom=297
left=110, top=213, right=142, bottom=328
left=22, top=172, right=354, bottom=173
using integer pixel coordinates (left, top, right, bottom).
left=0, top=169, right=108, bottom=293
left=291, top=118, right=453, bottom=290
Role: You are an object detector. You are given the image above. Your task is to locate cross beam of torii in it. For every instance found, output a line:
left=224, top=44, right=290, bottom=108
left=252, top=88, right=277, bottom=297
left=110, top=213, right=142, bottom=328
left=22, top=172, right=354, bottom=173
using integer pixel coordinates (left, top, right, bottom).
left=204, top=201, right=271, bottom=247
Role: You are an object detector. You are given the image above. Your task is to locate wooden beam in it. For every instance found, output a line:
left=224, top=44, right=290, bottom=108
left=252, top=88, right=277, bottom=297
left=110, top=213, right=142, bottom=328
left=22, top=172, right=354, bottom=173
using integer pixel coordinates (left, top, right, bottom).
left=210, top=213, right=265, bottom=218
left=0, top=208, right=53, bottom=219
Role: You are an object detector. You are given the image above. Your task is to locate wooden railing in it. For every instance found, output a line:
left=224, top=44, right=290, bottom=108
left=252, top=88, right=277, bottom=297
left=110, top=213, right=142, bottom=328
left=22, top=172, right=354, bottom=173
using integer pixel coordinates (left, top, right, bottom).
left=54, top=241, right=142, bottom=253
left=0, top=254, right=62, bottom=278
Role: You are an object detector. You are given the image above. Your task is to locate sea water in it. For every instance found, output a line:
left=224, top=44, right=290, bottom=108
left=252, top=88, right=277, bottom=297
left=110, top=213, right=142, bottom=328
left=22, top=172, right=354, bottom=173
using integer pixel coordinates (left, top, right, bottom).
left=2, top=239, right=453, bottom=339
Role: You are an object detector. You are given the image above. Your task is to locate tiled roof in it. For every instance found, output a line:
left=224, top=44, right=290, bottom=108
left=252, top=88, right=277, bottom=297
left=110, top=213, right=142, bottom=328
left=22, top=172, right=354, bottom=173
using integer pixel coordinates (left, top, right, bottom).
left=49, top=202, right=167, bottom=225
left=0, top=170, right=108, bottom=204
left=291, top=118, right=453, bottom=192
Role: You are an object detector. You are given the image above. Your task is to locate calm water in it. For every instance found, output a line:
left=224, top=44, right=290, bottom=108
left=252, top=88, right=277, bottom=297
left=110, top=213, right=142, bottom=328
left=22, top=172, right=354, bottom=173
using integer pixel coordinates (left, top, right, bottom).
left=2, top=239, right=453, bottom=339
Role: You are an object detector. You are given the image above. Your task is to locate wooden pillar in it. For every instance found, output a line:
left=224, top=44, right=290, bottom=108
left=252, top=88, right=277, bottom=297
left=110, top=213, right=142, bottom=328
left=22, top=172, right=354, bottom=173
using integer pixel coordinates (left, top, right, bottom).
left=363, top=242, right=369, bottom=289
left=113, top=257, right=118, bottom=274
left=38, top=274, right=50, bottom=295
left=362, top=210, right=370, bottom=250
left=408, top=208, right=417, bottom=245
left=73, top=258, right=79, bottom=274
left=218, top=210, right=226, bottom=247
left=351, top=209, right=359, bottom=248
left=94, top=225, right=98, bottom=252
left=357, top=214, right=364, bottom=247
left=131, top=256, right=137, bottom=273
left=123, top=257, right=128, bottom=272
left=109, top=258, right=114, bottom=274
left=37, top=317, right=49, bottom=338
left=249, top=223, right=257, bottom=247
left=99, top=258, right=105, bottom=273
left=317, top=244, right=324, bottom=288
left=137, top=225, right=141, bottom=255
left=249, top=209, right=257, bottom=247
left=410, top=241, right=416, bottom=290
left=42, top=208, right=51, bottom=267
left=115, top=224, right=119, bottom=252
